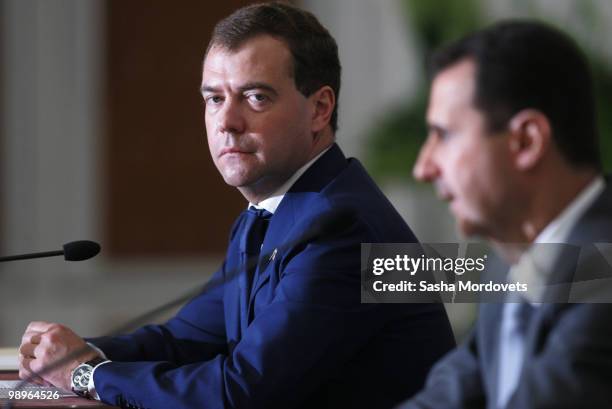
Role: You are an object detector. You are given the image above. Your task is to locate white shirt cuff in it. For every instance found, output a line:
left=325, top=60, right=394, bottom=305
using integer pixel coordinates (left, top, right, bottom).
left=85, top=342, right=110, bottom=401
left=87, top=360, right=111, bottom=401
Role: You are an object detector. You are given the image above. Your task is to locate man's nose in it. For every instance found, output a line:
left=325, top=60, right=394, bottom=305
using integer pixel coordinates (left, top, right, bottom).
left=218, top=99, right=246, bottom=135
left=412, top=137, right=440, bottom=182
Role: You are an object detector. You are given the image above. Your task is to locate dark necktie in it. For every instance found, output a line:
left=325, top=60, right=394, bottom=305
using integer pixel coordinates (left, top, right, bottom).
left=515, top=301, right=535, bottom=335
left=239, top=207, right=273, bottom=291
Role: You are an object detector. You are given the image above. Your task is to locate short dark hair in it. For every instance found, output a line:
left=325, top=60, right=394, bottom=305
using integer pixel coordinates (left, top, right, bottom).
left=429, top=20, right=601, bottom=170
left=206, top=2, right=341, bottom=132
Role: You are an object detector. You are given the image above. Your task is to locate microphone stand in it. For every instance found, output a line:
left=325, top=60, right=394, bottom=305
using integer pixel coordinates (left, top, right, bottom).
left=0, top=251, right=63, bottom=262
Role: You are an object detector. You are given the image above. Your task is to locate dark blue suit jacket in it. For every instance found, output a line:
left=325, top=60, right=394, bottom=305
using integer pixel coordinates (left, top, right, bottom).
left=90, top=145, right=455, bottom=409
left=399, top=178, right=612, bottom=409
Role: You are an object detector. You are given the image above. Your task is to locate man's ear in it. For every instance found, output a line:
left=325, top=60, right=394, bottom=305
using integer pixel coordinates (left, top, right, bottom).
left=309, top=86, right=335, bottom=134
left=507, top=109, right=552, bottom=171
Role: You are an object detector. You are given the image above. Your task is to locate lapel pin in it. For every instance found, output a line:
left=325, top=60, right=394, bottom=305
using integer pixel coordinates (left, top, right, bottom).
left=269, top=248, right=277, bottom=261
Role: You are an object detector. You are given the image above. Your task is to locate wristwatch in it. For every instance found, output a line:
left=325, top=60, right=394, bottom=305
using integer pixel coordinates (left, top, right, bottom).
left=70, top=357, right=107, bottom=398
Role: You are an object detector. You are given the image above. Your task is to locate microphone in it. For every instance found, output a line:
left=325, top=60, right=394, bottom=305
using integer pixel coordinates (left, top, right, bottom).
left=6, top=208, right=354, bottom=408
left=0, top=240, right=101, bottom=263
left=63, top=241, right=101, bottom=261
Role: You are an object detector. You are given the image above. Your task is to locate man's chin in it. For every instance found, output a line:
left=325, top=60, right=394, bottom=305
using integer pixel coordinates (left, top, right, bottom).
left=221, top=173, right=268, bottom=198
left=219, top=169, right=256, bottom=188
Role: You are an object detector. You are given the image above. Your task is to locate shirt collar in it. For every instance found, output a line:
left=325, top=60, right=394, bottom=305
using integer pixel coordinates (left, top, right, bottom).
left=248, top=146, right=332, bottom=214
left=509, top=175, right=605, bottom=302
left=534, top=175, right=605, bottom=244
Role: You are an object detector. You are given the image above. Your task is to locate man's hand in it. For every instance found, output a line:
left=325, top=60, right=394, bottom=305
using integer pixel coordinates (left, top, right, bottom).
left=18, top=321, right=99, bottom=391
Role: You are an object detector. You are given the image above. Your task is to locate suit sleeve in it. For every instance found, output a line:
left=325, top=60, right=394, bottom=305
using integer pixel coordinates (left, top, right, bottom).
left=91, top=217, right=412, bottom=408
left=86, top=215, right=249, bottom=365
left=397, top=328, right=486, bottom=409
left=507, top=303, right=612, bottom=409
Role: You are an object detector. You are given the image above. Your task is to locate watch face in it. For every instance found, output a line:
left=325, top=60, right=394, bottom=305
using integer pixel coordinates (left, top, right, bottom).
left=72, top=365, right=93, bottom=390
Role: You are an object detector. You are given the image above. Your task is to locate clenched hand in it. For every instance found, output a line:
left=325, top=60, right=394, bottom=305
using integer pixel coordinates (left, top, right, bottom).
left=19, top=321, right=99, bottom=391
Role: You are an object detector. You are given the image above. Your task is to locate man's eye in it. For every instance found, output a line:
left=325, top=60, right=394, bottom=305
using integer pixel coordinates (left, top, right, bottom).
left=247, top=93, right=268, bottom=103
left=205, top=95, right=223, bottom=105
left=434, top=129, right=451, bottom=141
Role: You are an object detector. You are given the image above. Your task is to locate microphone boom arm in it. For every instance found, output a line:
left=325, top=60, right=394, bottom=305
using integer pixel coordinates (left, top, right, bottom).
left=0, top=250, right=64, bottom=262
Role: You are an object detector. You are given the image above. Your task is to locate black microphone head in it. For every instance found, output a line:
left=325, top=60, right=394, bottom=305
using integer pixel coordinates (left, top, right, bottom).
left=63, top=240, right=101, bottom=261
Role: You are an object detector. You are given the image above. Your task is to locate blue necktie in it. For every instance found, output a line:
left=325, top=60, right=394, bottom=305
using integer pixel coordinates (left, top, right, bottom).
left=239, top=207, right=273, bottom=290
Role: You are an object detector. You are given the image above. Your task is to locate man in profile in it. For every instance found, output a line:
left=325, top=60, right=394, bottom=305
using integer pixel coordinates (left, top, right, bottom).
left=399, top=20, right=612, bottom=408
left=17, top=3, right=454, bottom=408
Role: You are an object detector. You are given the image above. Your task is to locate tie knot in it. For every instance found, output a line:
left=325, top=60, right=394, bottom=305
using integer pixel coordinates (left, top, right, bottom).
left=248, top=206, right=273, bottom=220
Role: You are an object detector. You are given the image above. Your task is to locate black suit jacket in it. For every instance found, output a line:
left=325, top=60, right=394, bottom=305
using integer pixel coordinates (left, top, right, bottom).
left=399, top=178, right=612, bottom=409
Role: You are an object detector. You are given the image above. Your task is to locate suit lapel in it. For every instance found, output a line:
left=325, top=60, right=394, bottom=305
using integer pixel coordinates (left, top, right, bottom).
left=225, top=212, right=253, bottom=338
left=245, top=144, right=349, bottom=324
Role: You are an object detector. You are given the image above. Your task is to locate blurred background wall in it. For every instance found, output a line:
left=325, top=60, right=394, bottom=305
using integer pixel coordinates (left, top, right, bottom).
left=1, top=0, right=611, bottom=346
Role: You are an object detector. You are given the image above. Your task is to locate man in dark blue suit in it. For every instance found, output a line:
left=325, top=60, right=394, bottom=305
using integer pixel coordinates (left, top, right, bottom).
left=17, top=3, right=454, bottom=408
left=399, top=21, right=612, bottom=408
